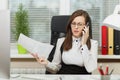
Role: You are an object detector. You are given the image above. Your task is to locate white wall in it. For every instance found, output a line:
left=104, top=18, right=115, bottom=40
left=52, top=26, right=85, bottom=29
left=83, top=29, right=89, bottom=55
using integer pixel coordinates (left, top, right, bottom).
left=0, top=0, right=8, bottom=10
left=59, top=0, right=70, bottom=15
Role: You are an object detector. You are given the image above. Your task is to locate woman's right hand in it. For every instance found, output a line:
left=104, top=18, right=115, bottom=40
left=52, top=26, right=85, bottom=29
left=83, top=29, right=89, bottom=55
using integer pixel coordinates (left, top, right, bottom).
left=31, top=53, right=48, bottom=65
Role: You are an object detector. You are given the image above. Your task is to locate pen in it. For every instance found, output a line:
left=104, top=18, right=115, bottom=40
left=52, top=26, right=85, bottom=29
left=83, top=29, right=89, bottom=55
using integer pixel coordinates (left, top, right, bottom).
left=98, top=67, right=104, bottom=75
left=99, top=64, right=102, bottom=69
left=105, top=65, right=109, bottom=75
left=109, top=69, right=114, bottom=75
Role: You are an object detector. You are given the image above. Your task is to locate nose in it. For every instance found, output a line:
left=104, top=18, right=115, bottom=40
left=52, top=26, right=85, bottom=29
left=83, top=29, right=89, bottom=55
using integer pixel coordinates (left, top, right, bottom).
left=75, top=25, right=78, bottom=29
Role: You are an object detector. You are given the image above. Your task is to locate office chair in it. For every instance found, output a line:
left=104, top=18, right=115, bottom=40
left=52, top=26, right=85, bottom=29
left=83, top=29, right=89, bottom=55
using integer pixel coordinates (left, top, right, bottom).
left=50, top=15, right=70, bottom=45
left=46, top=15, right=70, bottom=74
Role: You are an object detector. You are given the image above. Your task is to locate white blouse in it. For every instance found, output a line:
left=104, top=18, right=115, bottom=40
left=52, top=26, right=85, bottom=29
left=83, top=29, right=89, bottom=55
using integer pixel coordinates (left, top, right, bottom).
left=46, top=37, right=98, bottom=73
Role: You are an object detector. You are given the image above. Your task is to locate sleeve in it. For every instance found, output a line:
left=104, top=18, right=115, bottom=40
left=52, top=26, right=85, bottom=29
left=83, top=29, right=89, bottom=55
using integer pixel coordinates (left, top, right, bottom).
left=45, top=38, right=64, bottom=73
left=80, top=40, right=98, bottom=72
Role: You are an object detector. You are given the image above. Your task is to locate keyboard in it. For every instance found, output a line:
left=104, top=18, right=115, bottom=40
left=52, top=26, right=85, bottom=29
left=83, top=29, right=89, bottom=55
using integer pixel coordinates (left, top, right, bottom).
left=22, top=75, right=63, bottom=80
left=10, top=68, right=45, bottom=74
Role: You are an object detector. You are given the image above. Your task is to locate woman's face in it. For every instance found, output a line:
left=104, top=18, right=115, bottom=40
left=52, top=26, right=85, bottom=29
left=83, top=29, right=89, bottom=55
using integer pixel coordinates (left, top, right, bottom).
left=71, top=16, right=85, bottom=38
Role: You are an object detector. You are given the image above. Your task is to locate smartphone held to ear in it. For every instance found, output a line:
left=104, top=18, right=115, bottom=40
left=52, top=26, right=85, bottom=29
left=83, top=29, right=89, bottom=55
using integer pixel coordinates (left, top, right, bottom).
left=86, top=22, right=89, bottom=27
left=82, top=22, right=89, bottom=33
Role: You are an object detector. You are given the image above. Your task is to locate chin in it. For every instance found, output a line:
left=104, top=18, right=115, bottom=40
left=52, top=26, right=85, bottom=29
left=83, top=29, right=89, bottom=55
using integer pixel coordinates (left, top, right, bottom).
left=74, top=34, right=80, bottom=38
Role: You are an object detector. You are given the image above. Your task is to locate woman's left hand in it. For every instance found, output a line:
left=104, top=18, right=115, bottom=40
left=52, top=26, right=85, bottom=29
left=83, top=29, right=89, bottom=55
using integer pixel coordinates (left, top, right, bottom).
left=31, top=53, right=48, bottom=65
left=81, top=25, right=89, bottom=45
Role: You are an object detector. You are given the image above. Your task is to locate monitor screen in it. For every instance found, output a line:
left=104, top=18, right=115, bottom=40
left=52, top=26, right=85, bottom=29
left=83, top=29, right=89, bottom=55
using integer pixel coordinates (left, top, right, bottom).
left=0, top=10, right=10, bottom=79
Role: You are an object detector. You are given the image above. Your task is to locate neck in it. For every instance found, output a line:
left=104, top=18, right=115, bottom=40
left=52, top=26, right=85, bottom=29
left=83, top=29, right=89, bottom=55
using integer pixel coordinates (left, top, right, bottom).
left=73, top=36, right=81, bottom=38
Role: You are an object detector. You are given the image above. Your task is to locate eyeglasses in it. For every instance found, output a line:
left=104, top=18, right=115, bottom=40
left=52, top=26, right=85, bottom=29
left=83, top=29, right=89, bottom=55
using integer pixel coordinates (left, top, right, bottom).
left=71, top=22, right=85, bottom=28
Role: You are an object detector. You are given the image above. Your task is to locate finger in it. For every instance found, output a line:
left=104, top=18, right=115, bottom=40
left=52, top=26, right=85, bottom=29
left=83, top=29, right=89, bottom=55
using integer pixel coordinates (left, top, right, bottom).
left=87, top=26, right=90, bottom=29
left=34, top=53, right=39, bottom=60
left=31, top=53, right=35, bottom=57
left=84, top=26, right=89, bottom=34
left=82, top=28, right=85, bottom=33
left=34, top=53, right=37, bottom=58
left=82, top=31, right=85, bottom=36
left=31, top=53, right=38, bottom=59
left=40, top=58, right=45, bottom=62
left=38, top=58, right=46, bottom=64
left=83, top=28, right=87, bottom=33
left=41, top=56, right=45, bottom=59
left=86, top=26, right=89, bottom=35
left=36, top=57, right=39, bottom=61
left=87, top=26, right=89, bottom=33
left=37, top=58, right=42, bottom=63
left=85, top=25, right=89, bottom=30
left=36, top=57, right=43, bottom=63
left=86, top=25, right=89, bottom=30
left=41, top=57, right=45, bottom=60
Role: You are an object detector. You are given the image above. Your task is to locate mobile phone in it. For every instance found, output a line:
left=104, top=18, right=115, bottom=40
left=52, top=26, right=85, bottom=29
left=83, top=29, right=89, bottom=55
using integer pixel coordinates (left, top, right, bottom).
left=86, top=22, right=89, bottom=27
left=82, top=22, right=89, bottom=35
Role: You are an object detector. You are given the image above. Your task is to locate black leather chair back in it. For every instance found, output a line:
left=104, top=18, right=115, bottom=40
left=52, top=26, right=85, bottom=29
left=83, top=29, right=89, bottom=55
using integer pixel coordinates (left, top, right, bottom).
left=50, top=15, right=70, bottom=45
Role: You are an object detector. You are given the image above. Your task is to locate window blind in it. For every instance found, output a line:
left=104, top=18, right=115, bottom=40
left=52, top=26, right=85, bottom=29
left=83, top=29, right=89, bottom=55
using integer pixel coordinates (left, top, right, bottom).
left=9, top=0, right=59, bottom=43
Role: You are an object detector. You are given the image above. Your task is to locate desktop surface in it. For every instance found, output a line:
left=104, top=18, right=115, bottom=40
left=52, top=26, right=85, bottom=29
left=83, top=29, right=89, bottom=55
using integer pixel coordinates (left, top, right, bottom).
left=1, top=74, right=119, bottom=80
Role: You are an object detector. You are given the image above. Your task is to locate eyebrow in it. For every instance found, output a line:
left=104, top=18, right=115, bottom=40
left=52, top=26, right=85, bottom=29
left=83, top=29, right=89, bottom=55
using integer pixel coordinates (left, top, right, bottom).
left=71, top=22, right=85, bottom=24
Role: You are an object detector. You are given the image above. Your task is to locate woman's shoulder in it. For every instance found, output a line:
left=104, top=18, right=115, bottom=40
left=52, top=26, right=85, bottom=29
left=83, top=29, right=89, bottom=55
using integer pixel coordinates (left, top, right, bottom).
left=90, top=39, right=98, bottom=45
left=57, top=37, right=65, bottom=42
left=56, top=37, right=65, bottom=45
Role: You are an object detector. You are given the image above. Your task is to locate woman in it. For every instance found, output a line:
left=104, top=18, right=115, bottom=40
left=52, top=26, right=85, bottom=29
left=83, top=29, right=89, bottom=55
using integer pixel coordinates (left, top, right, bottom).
left=31, top=10, right=98, bottom=74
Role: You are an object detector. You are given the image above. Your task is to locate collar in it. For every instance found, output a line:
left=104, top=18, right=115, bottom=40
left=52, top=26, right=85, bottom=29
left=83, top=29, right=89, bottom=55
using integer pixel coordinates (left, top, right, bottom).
left=72, top=36, right=81, bottom=42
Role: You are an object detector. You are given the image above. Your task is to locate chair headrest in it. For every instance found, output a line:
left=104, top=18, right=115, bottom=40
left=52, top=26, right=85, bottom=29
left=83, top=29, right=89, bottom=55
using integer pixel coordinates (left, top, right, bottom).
left=51, top=15, right=70, bottom=32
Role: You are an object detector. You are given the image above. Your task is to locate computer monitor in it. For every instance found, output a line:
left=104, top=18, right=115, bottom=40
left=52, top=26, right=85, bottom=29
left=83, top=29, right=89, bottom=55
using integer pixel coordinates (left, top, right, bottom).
left=0, top=10, right=10, bottom=79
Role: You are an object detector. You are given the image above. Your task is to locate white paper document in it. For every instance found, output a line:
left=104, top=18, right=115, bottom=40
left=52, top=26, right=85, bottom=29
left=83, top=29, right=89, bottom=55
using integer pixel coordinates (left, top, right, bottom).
left=18, top=33, right=54, bottom=58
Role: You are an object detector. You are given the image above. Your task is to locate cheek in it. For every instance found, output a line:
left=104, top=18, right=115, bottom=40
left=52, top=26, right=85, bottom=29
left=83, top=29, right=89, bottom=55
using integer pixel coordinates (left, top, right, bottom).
left=79, top=29, right=83, bottom=37
left=80, top=27, right=84, bottom=33
left=71, top=28, right=74, bottom=32
left=79, top=29, right=82, bottom=34
left=79, top=28, right=83, bottom=32
left=71, top=29, right=74, bottom=34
